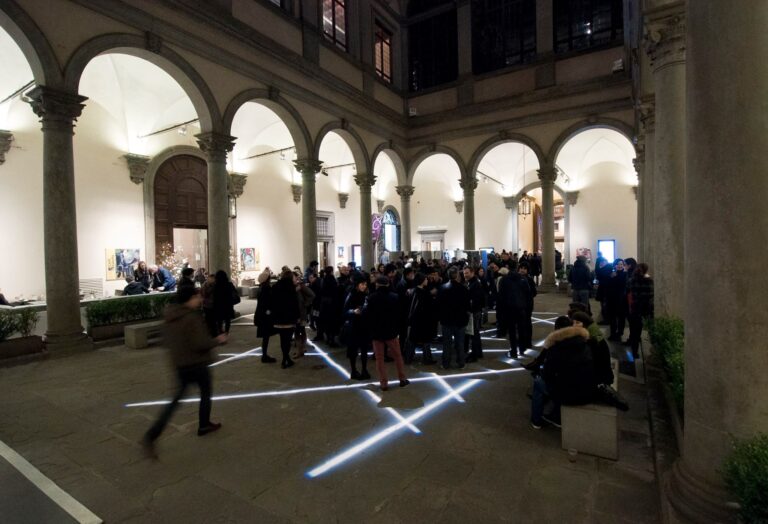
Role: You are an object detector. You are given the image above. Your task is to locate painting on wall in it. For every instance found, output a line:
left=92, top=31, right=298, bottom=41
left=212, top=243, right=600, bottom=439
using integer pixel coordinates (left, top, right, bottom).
left=337, top=246, right=345, bottom=258
left=240, top=248, right=259, bottom=271
left=106, top=248, right=141, bottom=281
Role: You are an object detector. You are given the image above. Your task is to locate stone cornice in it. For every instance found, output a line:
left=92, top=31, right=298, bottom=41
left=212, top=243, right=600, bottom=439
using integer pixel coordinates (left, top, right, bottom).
left=0, top=131, right=13, bottom=165
left=376, top=199, right=385, bottom=213
left=124, top=153, right=150, bottom=184
left=639, top=100, right=655, bottom=134
left=565, top=191, right=579, bottom=206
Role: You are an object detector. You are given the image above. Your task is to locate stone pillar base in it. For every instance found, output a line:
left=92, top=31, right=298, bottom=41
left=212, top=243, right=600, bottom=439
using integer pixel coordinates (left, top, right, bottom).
left=44, top=332, right=93, bottom=356
left=537, top=283, right=558, bottom=294
left=665, top=460, right=735, bottom=523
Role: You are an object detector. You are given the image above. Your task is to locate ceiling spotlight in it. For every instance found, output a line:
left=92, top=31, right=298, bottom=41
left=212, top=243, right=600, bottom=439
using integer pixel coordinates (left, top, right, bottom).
left=177, top=125, right=187, bottom=136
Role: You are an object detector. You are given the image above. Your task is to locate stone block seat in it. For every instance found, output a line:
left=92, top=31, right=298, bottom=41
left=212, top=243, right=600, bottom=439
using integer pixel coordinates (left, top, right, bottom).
left=124, top=320, right=164, bottom=349
left=561, top=358, right=620, bottom=460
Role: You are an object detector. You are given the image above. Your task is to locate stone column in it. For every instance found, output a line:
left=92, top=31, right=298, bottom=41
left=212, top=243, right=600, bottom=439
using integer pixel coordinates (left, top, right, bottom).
left=354, top=172, right=376, bottom=270
left=196, top=132, right=235, bottom=275
left=564, top=191, right=579, bottom=265
left=459, top=175, right=477, bottom=250
left=27, top=86, right=91, bottom=353
left=645, top=7, right=685, bottom=317
left=503, top=196, right=520, bottom=254
left=666, top=3, right=768, bottom=522
left=537, top=165, right=557, bottom=289
left=639, top=101, right=656, bottom=269
left=294, top=159, right=322, bottom=268
left=396, top=185, right=414, bottom=253
left=633, top=143, right=645, bottom=262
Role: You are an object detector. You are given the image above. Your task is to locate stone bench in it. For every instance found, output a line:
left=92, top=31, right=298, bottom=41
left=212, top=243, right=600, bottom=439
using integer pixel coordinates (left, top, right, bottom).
left=561, top=358, right=620, bottom=460
left=124, top=320, right=164, bottom=349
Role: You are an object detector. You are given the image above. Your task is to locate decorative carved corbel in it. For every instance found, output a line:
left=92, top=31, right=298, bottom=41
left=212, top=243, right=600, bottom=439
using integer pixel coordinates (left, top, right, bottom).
left=228, top=173, right=247, bottom=198
left=291, top=183, right=302, bottom=203
left=376, top=199, right=385, bottom=213
left=0, top=131, right=13, bottom=165
left=124, top=153, right=151, bottom=184
left=338, top=192, right=349, bottom=209
left=454, top=200, right=464, bottom=213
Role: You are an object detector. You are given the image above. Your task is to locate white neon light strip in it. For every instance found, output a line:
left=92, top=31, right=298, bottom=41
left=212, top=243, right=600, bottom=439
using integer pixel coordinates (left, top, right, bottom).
left=209, top=347, right=261, bottom=367
left=432, top=372, right=464, bottom=403
left=306, top=340, right=421, bottom=435
left=306, top=379, right=481, bottom=478
left=124, top=367, right=527, bottom=407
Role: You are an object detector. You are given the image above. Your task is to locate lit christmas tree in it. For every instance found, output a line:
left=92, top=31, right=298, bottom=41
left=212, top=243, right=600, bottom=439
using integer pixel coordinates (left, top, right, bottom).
left=156, top=242, right=184, bottom=278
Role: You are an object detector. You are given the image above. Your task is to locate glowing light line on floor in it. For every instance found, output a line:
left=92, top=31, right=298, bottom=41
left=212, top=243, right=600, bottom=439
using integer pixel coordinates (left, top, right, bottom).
left=532, top=318, right=555, bottom=326
left=306, top=340, right=421, bottom=435
left=209, top=347, right=261, bottom=367
left=432, top=372, right=464, bottom=403
left=306, top=379, right=481, bottom=478
left=124, top=367, right=528, bottom=407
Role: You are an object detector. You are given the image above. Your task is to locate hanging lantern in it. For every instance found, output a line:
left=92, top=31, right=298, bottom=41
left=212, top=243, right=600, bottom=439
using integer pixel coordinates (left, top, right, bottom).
left=519, top=194, right=532, bottom=217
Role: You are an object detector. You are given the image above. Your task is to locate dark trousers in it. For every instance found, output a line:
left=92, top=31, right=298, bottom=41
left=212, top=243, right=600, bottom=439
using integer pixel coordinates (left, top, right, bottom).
left=146, top=364, right=212, bottom=441
left=507, top=308, right=527, bottom=356
left=463, top=311, right=483, bottom=358
left=520, top=307, right=534, bottom=349
left=347, top=338, right=370, bottom=373
left=496, top=308, right=508, bottom=338
left=204, top=308, right=217, bottom=337
left=628, top=312, right=644, bottom=353
left=607, top=302, right=626, bottom=338
left=215, top=317, right=231, bottom=335
left=276, top=327, right=294, bottom=364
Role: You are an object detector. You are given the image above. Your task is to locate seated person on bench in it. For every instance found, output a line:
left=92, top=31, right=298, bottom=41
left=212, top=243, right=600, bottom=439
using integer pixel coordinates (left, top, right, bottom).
left=529, top=316, right=597, bottom=429
left=123, top=274, right=149, bottom=296
left=571, top=311, right=614, bottom=387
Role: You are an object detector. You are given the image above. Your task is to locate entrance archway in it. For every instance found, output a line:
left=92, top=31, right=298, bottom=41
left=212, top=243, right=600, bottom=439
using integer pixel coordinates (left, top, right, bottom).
left=154, top=154, right=208, bottom=267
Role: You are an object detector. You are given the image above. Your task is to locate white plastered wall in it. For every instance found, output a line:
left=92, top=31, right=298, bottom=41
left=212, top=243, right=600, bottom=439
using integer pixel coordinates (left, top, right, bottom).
left=410, top=154, right=464, bottom=251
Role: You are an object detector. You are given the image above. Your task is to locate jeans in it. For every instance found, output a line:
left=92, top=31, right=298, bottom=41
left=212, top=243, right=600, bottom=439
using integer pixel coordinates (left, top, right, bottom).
left=572, top=289, right=591, bottom=314
left=441, top=324, right=466, bottom=368
left=463, top=311, right=483, bottom=358
left=530, top=375, right=559, bottom=425
left=146, top=364, right=212, bottom=441
left=372, top=338, right=407, bottom=387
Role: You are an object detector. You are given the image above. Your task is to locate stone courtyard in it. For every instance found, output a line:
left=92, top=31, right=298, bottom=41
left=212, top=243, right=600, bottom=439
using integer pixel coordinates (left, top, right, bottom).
left=0, top=293, right=660, bottom=523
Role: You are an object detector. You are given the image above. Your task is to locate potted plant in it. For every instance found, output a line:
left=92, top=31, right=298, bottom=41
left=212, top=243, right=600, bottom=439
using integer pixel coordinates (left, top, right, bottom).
left=723, top=433, right=768, bottom=523
left=85, top=293, right=174, bottom=341
left=0, top=307, right=44, bottom=360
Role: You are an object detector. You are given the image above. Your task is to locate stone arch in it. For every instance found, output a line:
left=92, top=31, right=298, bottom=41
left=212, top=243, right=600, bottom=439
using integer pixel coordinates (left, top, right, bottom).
left=0, top=0, right=61, bottom=86
left=467, top=132, right=546, bottom=180
left=515, top=180, right=567, bottom=201
left=382, top=204, right=401, bottom=223
left=143, top=146, right=208, bottom=263
left=407, top=145, right=467, bottom=185
left=314, top=122, right=371, bottom=175
left=223, top=88, right=312, bottom=160
left=371, top=143, right=408, bottom=186
left=547, top=118, right=635, bottom=165
left=63, top=33, right=220, bottom=133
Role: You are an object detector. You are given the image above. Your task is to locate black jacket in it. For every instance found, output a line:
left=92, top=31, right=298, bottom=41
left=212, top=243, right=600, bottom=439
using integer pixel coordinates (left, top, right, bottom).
left=363, top=286, right=400, bottom=340
left=271, top=277, right=300, bottom=326
left=542, top=326, right=597, bottom=405
left=408, top=286, right=437, bottom=344
left=123, top=281, right=148, bottom=296
left=343, top=289, right=370, bottom=342
left=569, top=263, right=592, bottom=291
left=437, top=280, right=470, bottom=327
left=253, top=281, right=274, bottom=337
left=497, top=272, right=529, bottom=311
left=466, top=277, right=485, bottom=313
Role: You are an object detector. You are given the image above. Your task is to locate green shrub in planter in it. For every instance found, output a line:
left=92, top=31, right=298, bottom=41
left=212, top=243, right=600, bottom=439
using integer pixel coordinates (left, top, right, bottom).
left=649, top=316, right=685, bottom=409
left=723, top=433, right=768, bottom=523
left=0, top=310, right=17, bottom=342
left=0, top=308, right=40, bottom=341
left=85, top=293, right=175, bottom=328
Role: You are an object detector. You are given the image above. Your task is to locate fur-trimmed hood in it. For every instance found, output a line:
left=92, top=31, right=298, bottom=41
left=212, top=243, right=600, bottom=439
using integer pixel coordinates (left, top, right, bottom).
left=543, top=326, right=590, bottom=349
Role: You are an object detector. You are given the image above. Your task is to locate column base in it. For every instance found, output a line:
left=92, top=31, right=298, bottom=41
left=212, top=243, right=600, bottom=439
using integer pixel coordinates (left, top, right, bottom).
left=537, top=278, right=558, bottom=293
left=44, top=331, right=93, bottom=356
left=665, top=460, right=736, bottom=523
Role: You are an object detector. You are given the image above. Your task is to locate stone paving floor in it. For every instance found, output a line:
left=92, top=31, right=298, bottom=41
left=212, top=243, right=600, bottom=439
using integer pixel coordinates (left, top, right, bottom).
left=0, top=292, right=660, bottom=523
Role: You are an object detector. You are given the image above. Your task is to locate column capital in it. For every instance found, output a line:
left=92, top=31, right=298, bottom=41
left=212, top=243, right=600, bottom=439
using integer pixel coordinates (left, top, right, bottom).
left=538, top=165, right=557, bottom=184
left=376, top=199, right=385, bottom=213
left=293, top=158, right=323, bottom=175
left=454, top=200, right=464, bottom=213
left=26, top=86, right=87, bottom=131
left=353, top=172, right=376, bottom=189
left=228, top=173, right=248, bottom=198
left=290, top=183, right=302, bottom=204
left=503, top=195, right=520, bottom=210
left=645, top=10, right=686, bottom=71
left=123, top=153, right=151, bottom=184
left=565, top=191, right=579, bottom=206
left=0, top=131, right=13, bottom=165
left=396, top=184, right=415, bottom=200
left=459, top=176, right=478, bottom=192
left=196, top=132, right=235, bottom=163
left=639, top=100, right=656, bottom=134
left=338, top=192, right=349, bottom=209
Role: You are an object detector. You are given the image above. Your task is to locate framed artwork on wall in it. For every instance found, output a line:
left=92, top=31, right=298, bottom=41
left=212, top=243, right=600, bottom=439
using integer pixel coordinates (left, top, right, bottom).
left=338, top=246, right=344, bottom=258
left=240, top=248, right=258, bottom=271
left=106, top=248, right=141, bottom=281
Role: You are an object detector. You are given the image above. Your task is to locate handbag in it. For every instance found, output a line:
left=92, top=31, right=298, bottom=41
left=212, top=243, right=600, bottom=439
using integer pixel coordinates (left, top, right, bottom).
left=465, top=315, right=474, bottom=336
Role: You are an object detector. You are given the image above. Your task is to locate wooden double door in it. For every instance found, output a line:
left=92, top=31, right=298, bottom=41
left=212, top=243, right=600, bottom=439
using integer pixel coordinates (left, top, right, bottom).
left=154, top=155, right=208, bottom=255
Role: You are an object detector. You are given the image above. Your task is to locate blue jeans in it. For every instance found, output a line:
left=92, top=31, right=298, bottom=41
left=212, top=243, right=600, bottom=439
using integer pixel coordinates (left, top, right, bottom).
left=531, top=376, right=560, bottom=425
left=441, top=324, right=465, bottom=368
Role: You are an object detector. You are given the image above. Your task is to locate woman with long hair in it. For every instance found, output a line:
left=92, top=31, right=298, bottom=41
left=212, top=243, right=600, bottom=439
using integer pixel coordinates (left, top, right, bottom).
left=343, top=274, right=371, bottom=379
left=134, top=260, right=151, bottom=291
left=253, top=269, right=276, bottom=363
left=271, top=269, right=301, bottom=369
left=627, top=263, right=654, bottom=356
left=212, top=270, right=239, bottom=336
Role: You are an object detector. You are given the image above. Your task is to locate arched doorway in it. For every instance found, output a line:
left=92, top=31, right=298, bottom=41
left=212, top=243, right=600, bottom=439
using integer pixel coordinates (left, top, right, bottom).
left=377, top=207, right=401, bottom=262
left=154, top=154, right=208, bottom=267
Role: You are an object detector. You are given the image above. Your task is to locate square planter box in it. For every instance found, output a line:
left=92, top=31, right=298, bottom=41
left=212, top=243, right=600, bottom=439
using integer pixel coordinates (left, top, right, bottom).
left=0, top=335, right=45, bottom=359
left=88, top=318, right=161, bottom=341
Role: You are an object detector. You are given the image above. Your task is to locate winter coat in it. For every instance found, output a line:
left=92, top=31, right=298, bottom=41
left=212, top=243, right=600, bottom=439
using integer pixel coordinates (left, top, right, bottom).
left=628, top=275, right=654, bottom=318
left=569, top=262, right=592, bottom=291
left=437, top=280, right=470, bottom=327
left=319, top=274, right=340, bottom=328
left=541, top=326, right=597, bottom=405
left=163, top=303, right=217, bottom=368
left=523, top=274, right=537, bottom=312
left=212, top=281, right=239, bottom=321
left=408, top=286, right=437, bottom=344
left=152, top=267, right=177, bottom=291
left=123, top=281, right=148, bottom=296
left=363, top=286, right=400, bottom=341
left=586, top=323, right=614, bottom=386
left=607, top=271, right=628, bottom=309
left=497, top=272, right=530, bottom=312
left=297, top=284, right=315, bottom=326
left=253, top=281, right=274, bottom=338
left=529, top=255, right=542, bottom=276
left=134, top=269, right=151, bottom=290
left=466, top=276, right=486, bottom=313
left=343, top=289, right=370, bottom=343
left=271, top=277, right=300, bottom=327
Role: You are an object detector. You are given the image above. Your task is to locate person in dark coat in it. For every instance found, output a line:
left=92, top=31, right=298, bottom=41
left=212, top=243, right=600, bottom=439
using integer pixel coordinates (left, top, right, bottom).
left=123, top=274, right=148, bottom=295
left=271, top=270, right=301, bottom=369
left=253, top=269, right=276, bottom=363
left=307, top=272, right=321, bottom=331
left=568, top=256, right=593, bottom=314
left=594, top=257, right=612, bottom=324
left=408, top=273, right=437, bottom=365
left=529, top=253, right=542, bottom=285
left=463, top=266, right=485, bottom=362
left=212, top=270, right=239, bottom=335
left=315, top=267, right=340, bottom=346
left=142, top=287, right=227, bottom=457
left=134, top=261, right=152, bottom=291
left=571, top=311, right=614, bottom=386
left=518, top=262, right=537, bottom=349
left=363, top=276, right=409, bottom=391
left=497, top=262, right=530, bottom=359
left=530, top=316, right=597, bottom=428
left=177, top=267, right=196, bottom=297
left=627, top=263, right=654, bottom=356
left=606, top=259, right=628, bottom=341
left=395, top=267, right=416, bottom=363
left=294, top=274, right=315, bottom=359
left=343, top=274, right=371, bottom=380
left=437, top=267, right=471, bottom=369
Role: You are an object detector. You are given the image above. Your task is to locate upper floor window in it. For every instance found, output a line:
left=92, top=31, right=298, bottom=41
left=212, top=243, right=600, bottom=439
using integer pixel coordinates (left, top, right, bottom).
left=472, top=0, right=537, bottom=74
left=323, top=0, right=347, bottom=51
left=554, top=0, right=623, bottom=54
left=374, top=23, right=393, bottom=83
left=408, top=9, right=458, bottom=92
